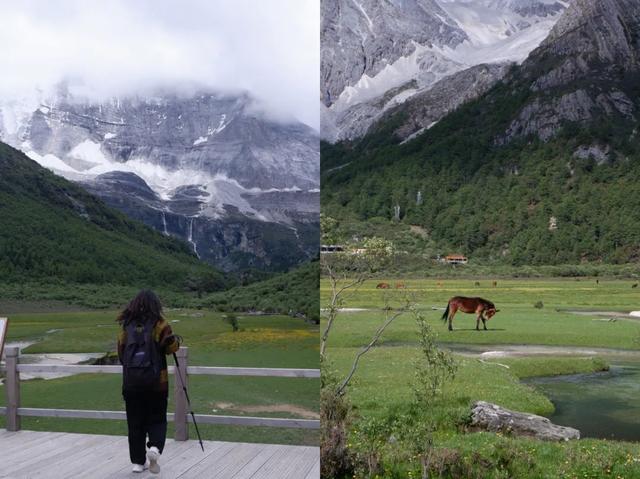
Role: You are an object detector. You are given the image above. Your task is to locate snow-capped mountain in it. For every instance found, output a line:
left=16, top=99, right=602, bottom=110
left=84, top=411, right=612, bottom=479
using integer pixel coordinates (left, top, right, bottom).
left=0, top=87, right=320, bottom=271
left=321, top=0, right=567, bottom=142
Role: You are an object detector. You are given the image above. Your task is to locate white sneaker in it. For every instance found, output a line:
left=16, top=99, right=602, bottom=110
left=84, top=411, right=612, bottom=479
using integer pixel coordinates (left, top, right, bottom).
left=147, top=447, right=161, bottom=474
left=132, top=463, right=145, bottom=473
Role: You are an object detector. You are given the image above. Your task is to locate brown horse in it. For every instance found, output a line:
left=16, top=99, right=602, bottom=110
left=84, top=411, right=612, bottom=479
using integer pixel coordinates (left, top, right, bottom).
left=395, top=282, right=406, bottom=289
left=442, top=296, right=499, bottom=331
left=376, top=282, right=390, bottom=289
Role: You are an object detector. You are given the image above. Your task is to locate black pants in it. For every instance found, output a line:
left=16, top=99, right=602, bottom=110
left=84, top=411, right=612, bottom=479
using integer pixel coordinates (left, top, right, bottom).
left=124, top=390, right=168, bottom=465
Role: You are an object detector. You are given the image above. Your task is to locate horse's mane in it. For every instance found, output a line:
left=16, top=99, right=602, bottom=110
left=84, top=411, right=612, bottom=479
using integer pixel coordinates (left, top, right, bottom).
left=479, top=298, right=495, bottom=308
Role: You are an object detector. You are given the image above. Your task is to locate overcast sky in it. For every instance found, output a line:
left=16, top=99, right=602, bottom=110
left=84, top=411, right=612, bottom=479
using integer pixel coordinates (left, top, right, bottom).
left=0, top=0, right=319, bottom=129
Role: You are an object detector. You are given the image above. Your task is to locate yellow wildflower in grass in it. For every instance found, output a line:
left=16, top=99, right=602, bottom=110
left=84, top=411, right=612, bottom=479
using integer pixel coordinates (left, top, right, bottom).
left=214, top=328, right=316, bottom=349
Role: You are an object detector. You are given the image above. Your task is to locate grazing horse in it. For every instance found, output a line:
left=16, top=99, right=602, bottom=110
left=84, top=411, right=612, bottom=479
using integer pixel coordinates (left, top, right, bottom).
left=441, top=296, right=499, bottom=331
left=395, top=282, right=406, bottom=289
left=376, top=282, right=390, bottom=289
left=474, top=281, right=481, bottom=287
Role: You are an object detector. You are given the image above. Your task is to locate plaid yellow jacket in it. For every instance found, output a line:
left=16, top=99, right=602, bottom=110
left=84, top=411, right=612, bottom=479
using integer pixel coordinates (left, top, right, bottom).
left=117, top=318, right=180, bottom=393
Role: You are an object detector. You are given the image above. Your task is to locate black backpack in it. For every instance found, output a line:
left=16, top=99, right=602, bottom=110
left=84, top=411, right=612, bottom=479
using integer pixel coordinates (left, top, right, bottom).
left=122, top=320, right=161, bottom=391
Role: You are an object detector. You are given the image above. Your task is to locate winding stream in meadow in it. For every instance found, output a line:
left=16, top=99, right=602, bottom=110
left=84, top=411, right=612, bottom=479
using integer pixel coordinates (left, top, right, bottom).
left=526, top=361, right=640, bottom=441
left=443, top=343, right=640, bottom=441
left=1, top=341, right=103, bottom=383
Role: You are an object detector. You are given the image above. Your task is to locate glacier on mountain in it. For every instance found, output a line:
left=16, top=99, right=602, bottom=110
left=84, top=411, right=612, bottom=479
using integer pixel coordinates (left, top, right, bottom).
left=0, top=88, right=320, bottom=271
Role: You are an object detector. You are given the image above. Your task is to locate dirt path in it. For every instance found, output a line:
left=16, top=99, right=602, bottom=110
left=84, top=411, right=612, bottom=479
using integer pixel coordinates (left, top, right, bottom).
left=212, top=402, right=320, bottom=419
left=443, top=343, right=640, bottom=359
left=320, top=308, right=371, bottom=312
left=562, top=309, right=640, bottom=322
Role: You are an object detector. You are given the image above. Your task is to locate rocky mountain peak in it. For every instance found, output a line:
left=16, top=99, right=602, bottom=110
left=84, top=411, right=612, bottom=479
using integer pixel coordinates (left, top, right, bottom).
left=321, top=0, right=467, bottom=107
left=321, top=0, right=567, bottom=142
left=501, top=0, right=640, bottom=143
left=541, top=0, right=639, bottom=65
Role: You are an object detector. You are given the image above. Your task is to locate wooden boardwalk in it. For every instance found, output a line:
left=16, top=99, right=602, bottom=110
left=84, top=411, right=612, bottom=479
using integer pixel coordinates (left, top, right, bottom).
left=0, top=430, right=319, bottom=479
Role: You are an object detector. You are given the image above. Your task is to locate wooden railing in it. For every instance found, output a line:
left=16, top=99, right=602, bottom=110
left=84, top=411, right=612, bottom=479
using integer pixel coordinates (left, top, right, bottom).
left=0, top=346, right=320, bottom=441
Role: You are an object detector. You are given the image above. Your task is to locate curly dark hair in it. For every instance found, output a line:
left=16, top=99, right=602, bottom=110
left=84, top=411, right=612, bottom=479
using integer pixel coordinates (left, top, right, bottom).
left=117, top=289, right=164, bottom=325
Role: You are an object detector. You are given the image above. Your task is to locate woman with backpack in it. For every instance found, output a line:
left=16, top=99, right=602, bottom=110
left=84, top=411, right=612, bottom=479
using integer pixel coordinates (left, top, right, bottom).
left=117, top=290, right=180, bottom=474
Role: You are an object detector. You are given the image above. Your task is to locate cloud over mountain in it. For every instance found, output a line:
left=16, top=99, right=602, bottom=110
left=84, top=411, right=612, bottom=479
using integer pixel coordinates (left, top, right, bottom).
left=0, top=0, right=319, bottom=129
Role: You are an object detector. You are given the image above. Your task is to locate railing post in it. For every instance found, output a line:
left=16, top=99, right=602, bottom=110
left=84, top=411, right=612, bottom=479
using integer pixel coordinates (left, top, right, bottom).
left=174, top=346, right=189, bottom=441
left=5, top=346, right=21, bottom=431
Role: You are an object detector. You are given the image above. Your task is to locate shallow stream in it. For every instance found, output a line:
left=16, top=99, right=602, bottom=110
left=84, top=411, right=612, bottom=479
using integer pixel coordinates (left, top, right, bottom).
left=442, top=343, right=640, bottom=442
left=1, top=341, right=103, bottom=382
left=526, top=361, right=640, bottom=442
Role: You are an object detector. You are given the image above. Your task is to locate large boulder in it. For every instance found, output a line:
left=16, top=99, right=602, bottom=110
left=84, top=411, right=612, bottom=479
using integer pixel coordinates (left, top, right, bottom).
left=470, top=401, right=580, bottom=441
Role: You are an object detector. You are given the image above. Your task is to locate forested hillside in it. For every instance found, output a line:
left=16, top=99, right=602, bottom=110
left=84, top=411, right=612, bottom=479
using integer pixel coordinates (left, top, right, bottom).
left=0, top=141, right=225, bottom=290
left=204, top=260, right=320, bottom=322
left=322, top=0, right=640, bottom=265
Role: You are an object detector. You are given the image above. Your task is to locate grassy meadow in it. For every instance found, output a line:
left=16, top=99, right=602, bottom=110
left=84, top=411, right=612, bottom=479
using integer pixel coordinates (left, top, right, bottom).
left=0, top=307, right=319, bottom=446
left=321, top=277, right=640, bottom=478
left=323, top=277, right=640, bottom=349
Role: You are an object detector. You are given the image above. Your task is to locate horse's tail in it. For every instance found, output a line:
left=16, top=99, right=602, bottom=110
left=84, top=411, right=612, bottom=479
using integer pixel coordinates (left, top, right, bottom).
left=441, top=303, right=450, bottom=322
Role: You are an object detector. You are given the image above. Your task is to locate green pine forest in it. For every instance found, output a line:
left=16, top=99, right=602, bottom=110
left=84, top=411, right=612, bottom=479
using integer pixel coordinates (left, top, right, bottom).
left=204, top=259, right=319, bottom=323
left=321, top=66, right=640, bottom=266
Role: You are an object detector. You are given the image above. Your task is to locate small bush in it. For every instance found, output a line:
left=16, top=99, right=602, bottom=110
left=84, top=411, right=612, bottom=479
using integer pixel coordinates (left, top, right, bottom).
left=427, top=448, right=464, bottom=478
left=321, top=365, right=355, bottom=479
left=222, top=313, right=239, bottom=332
left=352, top=416, right=391, bottom=478
left=534, top=301, right=544, bottom=309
